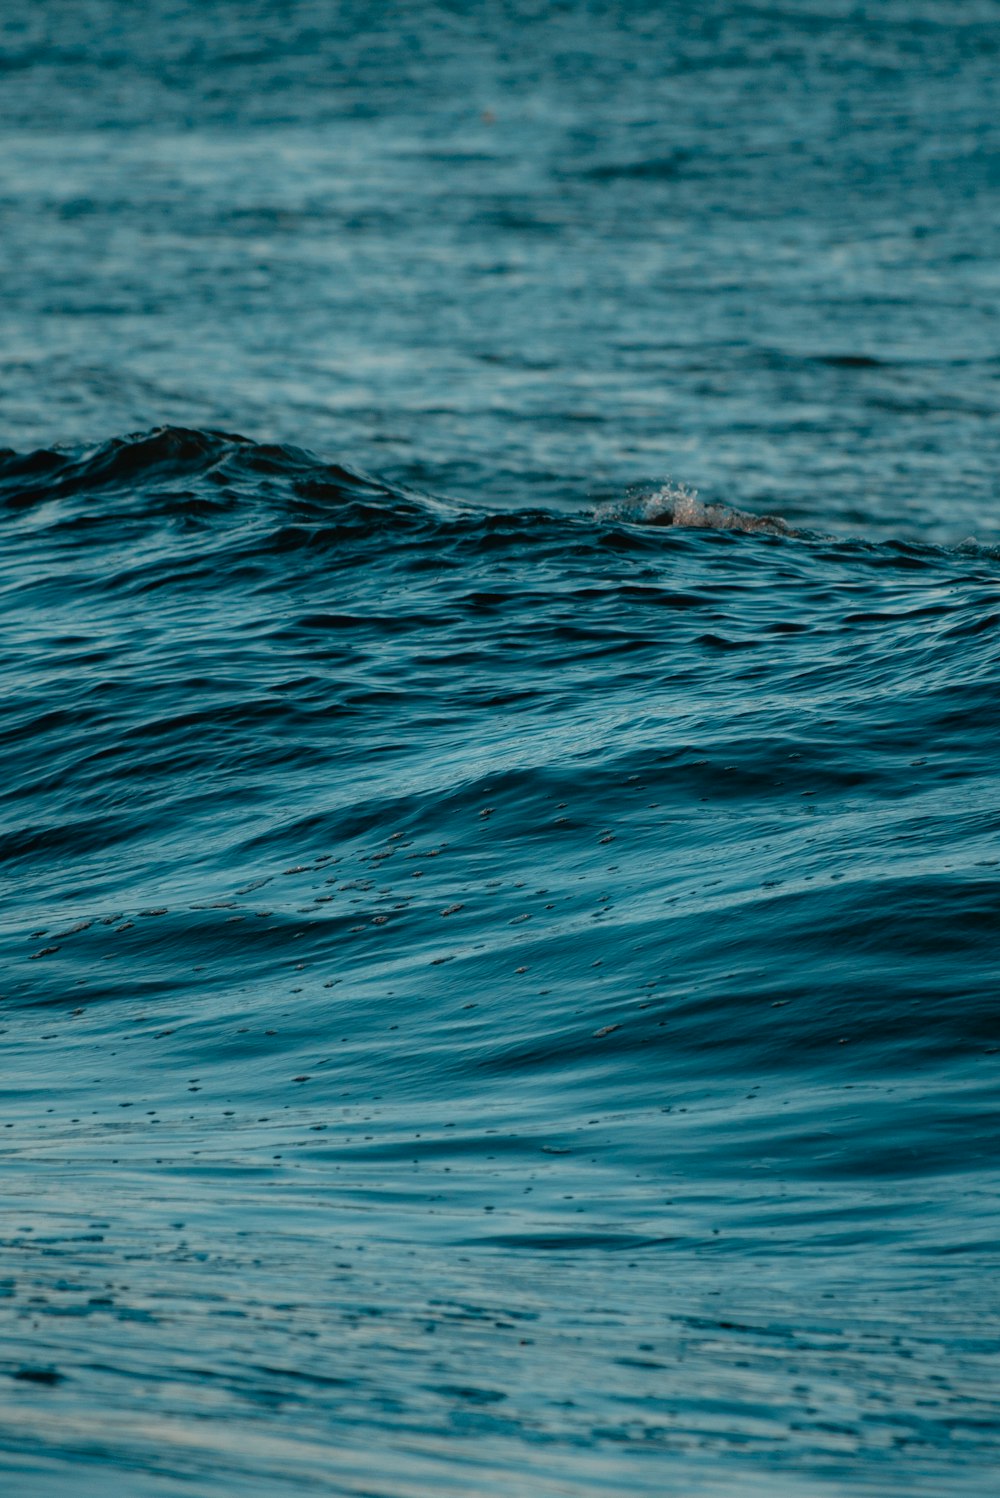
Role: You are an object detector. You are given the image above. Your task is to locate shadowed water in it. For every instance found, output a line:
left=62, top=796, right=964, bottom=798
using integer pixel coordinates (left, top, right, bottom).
left=2, top=3, right=1000, bottom=1495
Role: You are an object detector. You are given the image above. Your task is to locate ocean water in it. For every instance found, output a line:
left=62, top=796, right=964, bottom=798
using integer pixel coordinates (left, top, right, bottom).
left=2, top=4, right=1000, bottom=1495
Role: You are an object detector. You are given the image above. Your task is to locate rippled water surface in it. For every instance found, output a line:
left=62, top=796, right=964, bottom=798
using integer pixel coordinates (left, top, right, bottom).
left=2, top=4, right=1000, bottom=1495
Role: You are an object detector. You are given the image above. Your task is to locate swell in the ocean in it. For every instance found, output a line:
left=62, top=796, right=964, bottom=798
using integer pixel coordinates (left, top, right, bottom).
left=2, top=428, right=999, bottom=1494
left=5, top=0, right=1000, bottom=1490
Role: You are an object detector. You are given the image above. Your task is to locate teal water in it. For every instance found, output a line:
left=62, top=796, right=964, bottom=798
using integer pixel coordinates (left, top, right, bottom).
left=2, top=4, right=1000, bottom=1494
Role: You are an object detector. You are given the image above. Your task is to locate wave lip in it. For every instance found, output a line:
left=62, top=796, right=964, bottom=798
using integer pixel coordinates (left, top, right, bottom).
left=597, top=482, right=794, bottom=536
left=642, top=484, right=794, bottom=536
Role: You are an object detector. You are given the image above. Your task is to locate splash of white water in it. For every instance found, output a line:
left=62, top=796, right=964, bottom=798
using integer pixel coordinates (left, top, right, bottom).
left=598, top=482, right=792, bottom=536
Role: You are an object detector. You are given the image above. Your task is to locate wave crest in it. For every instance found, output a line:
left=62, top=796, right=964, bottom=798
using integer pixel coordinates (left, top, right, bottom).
left=599, top=482, right=793, bottom=536
left=0, top=425, right=425, bottom=531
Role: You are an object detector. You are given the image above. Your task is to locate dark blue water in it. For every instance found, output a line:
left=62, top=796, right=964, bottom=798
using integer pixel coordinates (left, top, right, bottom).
left=3, top=5, right=1000, bottom=1495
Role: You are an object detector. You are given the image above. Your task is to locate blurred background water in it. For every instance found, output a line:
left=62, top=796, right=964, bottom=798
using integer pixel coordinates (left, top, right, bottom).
left=2, top=3, right=1000, bottom=1495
